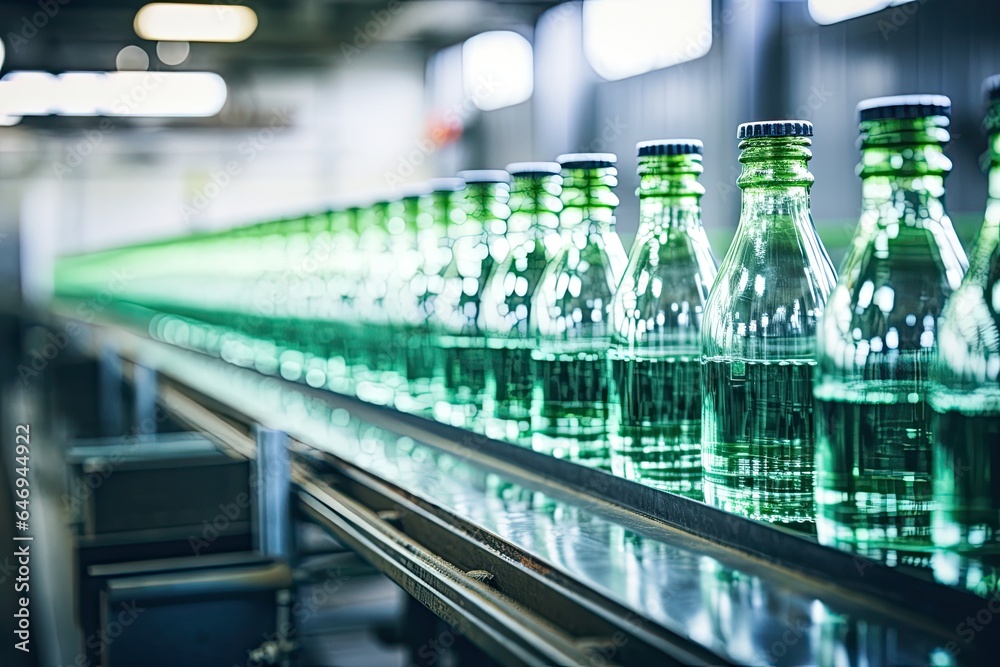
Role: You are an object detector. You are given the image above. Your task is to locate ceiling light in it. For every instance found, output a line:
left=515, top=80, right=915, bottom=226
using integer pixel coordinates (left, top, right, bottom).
left=462, top=31, right=533, bottom=111
left=808, top=0, right=918, bottom=25
left=0, top=71, right=228, bottom=117
left=134, top=3, right=258, bottom=43
left=583, top=0, right=712, bottom=81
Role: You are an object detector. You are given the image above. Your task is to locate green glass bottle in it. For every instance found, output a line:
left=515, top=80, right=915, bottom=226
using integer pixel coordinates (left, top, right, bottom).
left=344, top=201, right=391, bottom=393
left=530, top=154, right=627, bottom=466
left=702, top=121, right=836, bottom=526
left=356, top=194, right=422, bottom=405
left=930, top=79, right=1000, bottom=592
left=431, top=170, right=511, bottom=427
left=282, top=210, right=332, bottom=387
left=609, top=140, right=718, bottom=498
left=400, top=178, right=465, bottom=414
left=815, top=96, right=968, bottom=560
left=326, top=205, right=363, bottom=395
left=480, top=162, right=564, bottom=443
left=368, top=187, right=428, bottom=403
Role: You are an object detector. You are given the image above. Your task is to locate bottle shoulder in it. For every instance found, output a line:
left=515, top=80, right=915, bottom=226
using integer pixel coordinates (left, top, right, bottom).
left=531, top=231, right=624, bottom=339
left=933, top=277, right=1000, bottom=390
left=701, top=215, right=835, bottom=359
left=611, top=233, right=717, bottom=348
left=819, top=222, right=969, bottom=354
left=479, top=244, right=551, bottom=335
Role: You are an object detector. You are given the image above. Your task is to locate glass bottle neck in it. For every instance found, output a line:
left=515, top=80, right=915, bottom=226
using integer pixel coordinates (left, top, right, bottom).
left=636, top=154, right=704, bottom=236
left=988, top=131, right=1000, bottom=204
left=507, top=174, right=562, bottom=239
left=419, top=191, right=460, bottom=234
left=461, top=183, right=510, bottom=238
left=560, top=167, right=618, bottom=232
left=858, top=116, right=951, bottom=226
left=400, top=197, right=421, bottom=233
left=969, top=128, right=1000, bottom=276
left=736, top=137, right=814, bottom=230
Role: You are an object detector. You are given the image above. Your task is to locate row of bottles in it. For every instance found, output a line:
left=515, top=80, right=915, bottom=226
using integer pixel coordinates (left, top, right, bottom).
left=54, top=88, right=1000, bottom=588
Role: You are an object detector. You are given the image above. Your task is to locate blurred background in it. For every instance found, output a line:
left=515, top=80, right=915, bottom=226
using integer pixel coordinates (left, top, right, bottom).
left=1, top=3, right=999, bottom=666
left=0, top=0, right=997, bottom=304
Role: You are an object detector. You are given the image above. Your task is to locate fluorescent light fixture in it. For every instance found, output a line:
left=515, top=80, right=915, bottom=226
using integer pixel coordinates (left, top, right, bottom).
left=462, top=31, right=533, bottom=111
left=0, top=38, right=5, bottom=71
left=134, top=3, right=258, bottom=43
left=583, top=0, right=712, bottom=81
left=0, top=71, right=227, bottom=117
left=808, top=0, right=917, bottom=25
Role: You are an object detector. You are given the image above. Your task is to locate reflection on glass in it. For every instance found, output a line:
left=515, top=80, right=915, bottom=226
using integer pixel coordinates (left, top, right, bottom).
left=608, top=140, right=717, bottom=498
left=400, top=179, right=465, bottom=414
left=930, top=79, right=1000, bottom=594
left=530, top=153, right=627, bottom=466
left=480, top=162, right=564, bottom=444
left=815, top=97, right=968, bottom=563
left=320, top=206, right=362, bottom=394
left=701, top=121, right=836, bottom=526
left=432, top=171, right=512, bottom=428
left=358, top=191, right=424, bottom=405
left=352, top=200, right=396, bottom=404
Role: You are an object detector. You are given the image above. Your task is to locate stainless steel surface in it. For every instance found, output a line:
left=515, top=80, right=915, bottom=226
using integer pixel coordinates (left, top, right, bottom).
left=255, top=427, right=292, bottom=560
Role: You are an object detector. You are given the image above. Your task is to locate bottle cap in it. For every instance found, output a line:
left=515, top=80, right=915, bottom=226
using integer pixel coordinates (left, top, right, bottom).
left=637, top=139, right=703, bottom=156
left=505, top=161, right=562, bottom=176
left=456, top=169, right=511, bottom=184
left=557, top=153, right=617, bottom=169
left=427, top=177, right=466, bottom=192
left=737, top=120, right=813, bottom=139
left=857, top=95, right=951, bottom=122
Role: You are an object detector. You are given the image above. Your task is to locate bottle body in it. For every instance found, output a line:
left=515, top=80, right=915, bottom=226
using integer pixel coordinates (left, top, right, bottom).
left=530, top=156, right=627, bottom=466
left=814, top=105, right=968, bottom=559
left=930, top=107, right=1000, bottom=590
left=325, top=208, right=363, bottom=394
left=349, top=202, right=394, bottom=396
left=400, top=184, right=463, bottom=413
left=480, top=165, right=563, bottom=443
left=702, top=128, right=836, bottom=525
left=432, top=175, right=511, bottom=427
left=359, top=195, right=423, bottom=405
left=608, top=144, right=717, bottom=497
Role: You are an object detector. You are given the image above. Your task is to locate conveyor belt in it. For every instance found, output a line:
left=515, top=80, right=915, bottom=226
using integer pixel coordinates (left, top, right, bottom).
left=47, top=305, right=996, bottom=666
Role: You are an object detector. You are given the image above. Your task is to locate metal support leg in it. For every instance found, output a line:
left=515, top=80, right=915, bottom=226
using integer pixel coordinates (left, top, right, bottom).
left=254, top=427, right=291, bottom=560
left=98, top=343, right=124, bottom=436
left=132, top=364, right=158, bottom=441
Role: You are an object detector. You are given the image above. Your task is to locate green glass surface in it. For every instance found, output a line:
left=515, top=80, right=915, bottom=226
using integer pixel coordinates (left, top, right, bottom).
left=530, top=159, right=627, bottom=467
left=319, top=206, right=362, bottom=394
left=431, top=176, right=511, bottom=427
left=930, top=100, right=1000, bottom=592
left=815, top=112, right=969, bottom=557
left=400, top=184, right=464, bottom=413
left=608, top=147, right=717, bottom=497
left=702, top=130, right=836, bottom=525
left=480, top=167, right=563, bottom=444
left=356, top=196, right=421, bottom=405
